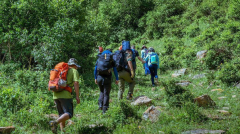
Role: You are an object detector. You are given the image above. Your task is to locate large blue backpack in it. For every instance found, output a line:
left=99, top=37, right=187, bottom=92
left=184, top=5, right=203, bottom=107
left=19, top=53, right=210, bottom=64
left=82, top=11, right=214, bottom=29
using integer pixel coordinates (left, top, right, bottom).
left=121, top=41, right=136, bottom=71
left=113, top=50, right=124, bottom=71
left=97, top=53, right=113, bottom=75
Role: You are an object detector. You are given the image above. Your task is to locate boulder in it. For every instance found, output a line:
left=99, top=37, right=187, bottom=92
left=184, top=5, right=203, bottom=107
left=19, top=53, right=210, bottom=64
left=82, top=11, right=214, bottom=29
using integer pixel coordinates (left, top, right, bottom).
left=182, top=129, right=225, bottom=134
left=172, top=68, right=187, bottom=77
left=196, top=50, right=207, bottom=60
left=192, top=74, right=206, bottom=79
left=194, top=95, right=216, bottom=107
left=142, top=106, right=161, bottom=122
left=176, top=81, right=191, bottom=87
left=131, top=95, right=152, bottom=106
left=0, top=126, right=15, bottom=134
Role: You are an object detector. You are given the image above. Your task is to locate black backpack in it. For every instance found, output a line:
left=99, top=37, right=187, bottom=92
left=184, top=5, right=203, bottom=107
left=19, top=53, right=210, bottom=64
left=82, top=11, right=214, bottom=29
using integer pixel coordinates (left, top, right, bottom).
left=113, top=50, right=124, bottom=71
left=97, top=53, right=113, bottom=75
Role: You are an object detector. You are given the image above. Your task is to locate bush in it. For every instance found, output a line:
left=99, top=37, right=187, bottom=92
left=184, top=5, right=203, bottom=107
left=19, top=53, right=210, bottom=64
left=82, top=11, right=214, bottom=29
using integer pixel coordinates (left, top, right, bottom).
left=215, top=59, right=240, bottom=85
left=0, top=88, right=27, bottom=113
left=161, top=79, right=194, bottom=107
left=14, top=70, right=49, bottom=92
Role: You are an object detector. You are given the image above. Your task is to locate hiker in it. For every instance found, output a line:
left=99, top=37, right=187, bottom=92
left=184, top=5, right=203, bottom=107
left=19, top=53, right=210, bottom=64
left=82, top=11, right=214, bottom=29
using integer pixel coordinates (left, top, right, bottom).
left=143, top=47, right=159, bottom=87
left=131, top=45, right=145, bottom=68
left=141, top=45, right=148, bottom=69
left=114, top=41, right=135, bottom=100
left=49, top=58, right=80, bottom=133
left=94, top=49, right=119, bottom=114
left=97, top=46, right=104, bottom=58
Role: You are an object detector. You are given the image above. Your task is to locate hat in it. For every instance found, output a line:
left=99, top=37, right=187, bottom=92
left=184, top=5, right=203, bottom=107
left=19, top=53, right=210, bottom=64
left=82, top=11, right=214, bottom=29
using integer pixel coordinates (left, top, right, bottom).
left=141, top=45, right=147, bottom=50
left=68, top=58, right=81, bottom=68
left=99, top=46, right=103, bottom=53
left=119, top=45, right=122, bottom=50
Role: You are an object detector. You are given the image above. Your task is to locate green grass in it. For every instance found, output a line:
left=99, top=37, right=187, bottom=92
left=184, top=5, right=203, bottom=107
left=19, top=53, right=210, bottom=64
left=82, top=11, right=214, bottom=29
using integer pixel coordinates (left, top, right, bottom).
left=1, top=44, right=240, bottom=134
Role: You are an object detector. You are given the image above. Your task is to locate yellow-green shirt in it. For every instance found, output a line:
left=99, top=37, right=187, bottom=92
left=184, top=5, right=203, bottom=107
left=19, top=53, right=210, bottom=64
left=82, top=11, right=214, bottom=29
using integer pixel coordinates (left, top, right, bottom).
left=53, top=68, right=79, bottom=99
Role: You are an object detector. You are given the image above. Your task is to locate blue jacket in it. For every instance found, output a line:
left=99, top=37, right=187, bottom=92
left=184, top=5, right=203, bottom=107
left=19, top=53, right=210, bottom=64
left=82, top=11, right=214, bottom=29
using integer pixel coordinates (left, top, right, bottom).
left=94, top=50, right=119, bottom=80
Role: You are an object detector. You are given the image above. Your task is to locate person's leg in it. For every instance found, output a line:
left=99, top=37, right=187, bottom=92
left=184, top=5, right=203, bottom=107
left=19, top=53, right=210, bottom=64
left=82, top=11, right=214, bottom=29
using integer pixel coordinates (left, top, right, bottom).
left=57, top=99, right=73, bottom=132
left=153, top=64, right=158, bottom=84
left=97, top=77, right=104, bottom=110
left=57, top=113, right=69, bottom=131
left=121, top=70, right=135, bottom=99
left=50, top=99, right=64, bottom=133
left=103, top=83, right=111, bottom=113
left=149, top=65, right=155, bottom=85
left=118, top=71, right=125, bottom=100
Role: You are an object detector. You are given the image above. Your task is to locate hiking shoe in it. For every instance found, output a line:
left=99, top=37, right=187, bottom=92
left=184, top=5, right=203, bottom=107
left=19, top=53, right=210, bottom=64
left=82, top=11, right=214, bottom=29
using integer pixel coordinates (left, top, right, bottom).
left=152, top=84, right=155, bottom=87
left=126, top=93, right=133, bottom=100
left=49, top=121, right=58, bottom=134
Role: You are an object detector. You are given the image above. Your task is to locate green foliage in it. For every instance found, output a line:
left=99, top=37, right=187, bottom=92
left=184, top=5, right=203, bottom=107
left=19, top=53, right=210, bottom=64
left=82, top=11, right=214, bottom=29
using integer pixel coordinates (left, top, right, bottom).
left=183, top=102, right=207, bottom=122
left=161, top=79, right=194, bottom=107
left=215, top=59, right=240, bottom=85
left=0, top=88, right=27, bottom=113
left=14, top=70, right=49, bottom=92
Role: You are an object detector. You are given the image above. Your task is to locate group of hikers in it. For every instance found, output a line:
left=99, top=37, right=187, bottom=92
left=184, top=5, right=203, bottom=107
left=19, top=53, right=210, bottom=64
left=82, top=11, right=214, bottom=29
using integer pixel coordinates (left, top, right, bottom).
left=48, top=41, right=159, bottom=133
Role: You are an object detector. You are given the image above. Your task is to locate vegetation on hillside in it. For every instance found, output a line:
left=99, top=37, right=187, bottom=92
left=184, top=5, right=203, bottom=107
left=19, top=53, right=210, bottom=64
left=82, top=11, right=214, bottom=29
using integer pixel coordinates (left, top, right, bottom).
left=0, top=0, right=240, bottom=133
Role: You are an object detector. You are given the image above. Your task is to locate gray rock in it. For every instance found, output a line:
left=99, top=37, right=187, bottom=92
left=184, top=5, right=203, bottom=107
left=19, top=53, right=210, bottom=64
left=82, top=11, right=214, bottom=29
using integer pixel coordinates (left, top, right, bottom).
left=182, top=129, right=225, bottom=134
left=131, top=96, right=152, bottom=106
left=142, top=106, right=161, bottom=122
left=172, top=68, right=187, bottom=77
left=192, top=74, right=206, bottom=79
left=236, top=83, right=240, bottom=89
left=176, top=81, right=191, bottom=86
left=197, top=50, right=207, bottom=60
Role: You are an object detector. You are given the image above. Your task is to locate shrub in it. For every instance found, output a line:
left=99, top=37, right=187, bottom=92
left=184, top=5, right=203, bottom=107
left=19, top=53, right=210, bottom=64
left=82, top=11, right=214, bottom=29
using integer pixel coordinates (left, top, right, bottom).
left=14, top=70, right=49, bottom=92
left=161, top=79, right=194, bottom=107
left=215, top=59, right=240, bottom=85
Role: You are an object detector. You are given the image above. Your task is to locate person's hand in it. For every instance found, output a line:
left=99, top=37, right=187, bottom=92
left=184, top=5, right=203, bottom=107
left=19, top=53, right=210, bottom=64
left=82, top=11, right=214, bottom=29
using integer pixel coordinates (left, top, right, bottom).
left=76, top=97, right=80, bottom=104
left=95, top=79, right=98, bottom=84
left=115, top=80, right=119, bottom=85
left=142, top=60, right=146, bottom=64
left=131, top=70, right=134, bottom=78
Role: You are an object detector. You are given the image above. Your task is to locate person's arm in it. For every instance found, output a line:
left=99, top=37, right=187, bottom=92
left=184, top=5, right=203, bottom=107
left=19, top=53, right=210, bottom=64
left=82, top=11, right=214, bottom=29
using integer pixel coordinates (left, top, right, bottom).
left=137, top=56, right=145, bottom=64
left=94, top=65, right=98, bottom=84
left=74, top=81, right=80, bottom=104
left=113, top=67, right=119, bottom=84
left=127, top=52, right=134, bottom=78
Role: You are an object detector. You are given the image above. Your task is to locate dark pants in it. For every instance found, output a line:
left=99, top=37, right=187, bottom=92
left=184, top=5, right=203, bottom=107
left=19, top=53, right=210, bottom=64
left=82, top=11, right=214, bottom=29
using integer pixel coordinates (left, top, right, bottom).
left=149, top=64, right=158, bottom=85
left=97, top=75, right=111, bottom=112
left=54, top=99, right=73, bottom=118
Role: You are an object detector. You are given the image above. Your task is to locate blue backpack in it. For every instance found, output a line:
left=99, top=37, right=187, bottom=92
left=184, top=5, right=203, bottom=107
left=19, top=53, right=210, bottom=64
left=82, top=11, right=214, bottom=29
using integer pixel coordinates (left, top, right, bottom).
left=113, top=50, right=124, bottom=71
left=150, top=54, right=157, bottom=64
left=97, top=53, right=114, bottom=75
left=121, top=41, right=136, bottom=70
left=122, top=41, right=130, bottom=51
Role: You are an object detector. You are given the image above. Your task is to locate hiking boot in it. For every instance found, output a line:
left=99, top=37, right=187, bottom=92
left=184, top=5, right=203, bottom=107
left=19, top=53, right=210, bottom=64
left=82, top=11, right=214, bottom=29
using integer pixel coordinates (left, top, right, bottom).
left=152, top=84, right=155, bottom=87
left=98, top=107, right=103, bottom=110
left=49, top=121, right=58, bottom=134
left=126, top=93, right=133, bottom=100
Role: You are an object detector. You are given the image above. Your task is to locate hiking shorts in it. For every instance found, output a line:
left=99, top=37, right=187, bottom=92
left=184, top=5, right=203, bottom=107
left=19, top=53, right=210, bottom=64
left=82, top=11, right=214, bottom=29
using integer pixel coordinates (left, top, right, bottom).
left=54, top=98, right=73, bottom=118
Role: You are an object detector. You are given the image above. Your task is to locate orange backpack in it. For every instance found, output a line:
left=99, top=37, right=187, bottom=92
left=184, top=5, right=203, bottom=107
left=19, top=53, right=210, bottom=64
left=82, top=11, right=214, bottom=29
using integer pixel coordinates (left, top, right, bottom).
left=48, top=62, right=72, bottom=93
